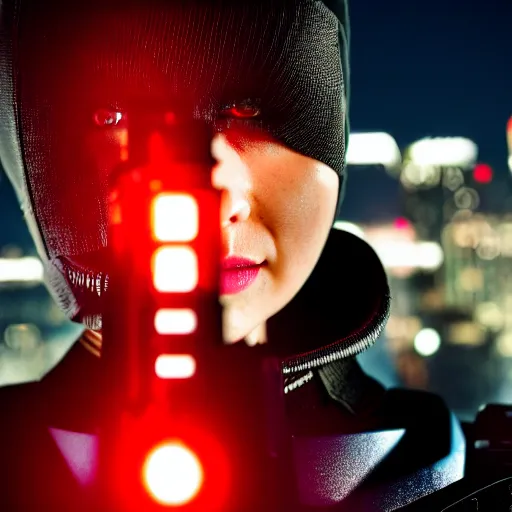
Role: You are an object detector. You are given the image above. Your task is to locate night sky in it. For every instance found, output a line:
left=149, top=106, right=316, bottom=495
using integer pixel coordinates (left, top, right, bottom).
left=1, top=0, right=512, bottom=241
left=342, top=0, right=512, bottom=221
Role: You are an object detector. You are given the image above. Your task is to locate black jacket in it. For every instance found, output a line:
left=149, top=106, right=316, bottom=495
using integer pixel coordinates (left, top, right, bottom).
left=0, top=231, right=465, bottom=511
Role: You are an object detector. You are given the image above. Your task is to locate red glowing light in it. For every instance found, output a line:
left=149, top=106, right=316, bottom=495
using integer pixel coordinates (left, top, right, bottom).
left=143, top=442, right=203, bottom=506
left=155, top=354, right=196, bottom=379
left=473, top=163, right=493, bottom=184
left=152, top=246, right=198, bottom=292
left=151, top=193, right=198, bottom=242
left=154, top=308, right=197, bottom=334
left=394, top=217, right=410, bottom=230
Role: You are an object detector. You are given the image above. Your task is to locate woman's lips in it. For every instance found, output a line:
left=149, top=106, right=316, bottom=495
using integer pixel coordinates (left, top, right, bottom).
left=221, top=257, right=263, bottom=295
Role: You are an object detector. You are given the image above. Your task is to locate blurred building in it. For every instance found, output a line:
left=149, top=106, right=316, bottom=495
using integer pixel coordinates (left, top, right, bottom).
left=396, top=137, right=512, bottom=416
left=344, top=131, right=512, bottom=418
left=399, top=137, right=512, bottom=239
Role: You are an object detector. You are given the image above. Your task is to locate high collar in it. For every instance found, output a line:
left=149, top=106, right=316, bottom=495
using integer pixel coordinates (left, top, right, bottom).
left=269, top=228, right=390, bottom=375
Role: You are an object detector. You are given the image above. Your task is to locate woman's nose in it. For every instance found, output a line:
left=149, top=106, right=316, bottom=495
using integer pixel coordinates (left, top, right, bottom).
left=211, top=133, right=251, bottom=227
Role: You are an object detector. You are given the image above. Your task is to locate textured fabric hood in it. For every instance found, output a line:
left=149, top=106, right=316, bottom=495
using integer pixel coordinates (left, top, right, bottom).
left=0, top=1, right=381, bottom=373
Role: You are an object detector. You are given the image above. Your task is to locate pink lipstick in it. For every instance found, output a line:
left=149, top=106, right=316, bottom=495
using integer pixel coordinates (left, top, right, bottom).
left=221, top=257, right=263, bottom=295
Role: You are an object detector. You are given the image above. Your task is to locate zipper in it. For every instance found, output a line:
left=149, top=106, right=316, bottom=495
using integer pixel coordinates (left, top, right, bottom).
left=282, top=294, right=391, bottom=375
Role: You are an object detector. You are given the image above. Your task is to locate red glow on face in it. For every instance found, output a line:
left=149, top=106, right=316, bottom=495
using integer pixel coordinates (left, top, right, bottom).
left=164, top=112, right=177, bottom=125
left=394, top=217, right=410, bottom=230
left=473, top=163, right=493, bottom=184
left=507, top=117, right=512, bottom=133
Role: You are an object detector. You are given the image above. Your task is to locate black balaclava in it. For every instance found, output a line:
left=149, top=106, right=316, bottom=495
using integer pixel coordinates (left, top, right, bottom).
left=0, top=0, right=351, bottom=338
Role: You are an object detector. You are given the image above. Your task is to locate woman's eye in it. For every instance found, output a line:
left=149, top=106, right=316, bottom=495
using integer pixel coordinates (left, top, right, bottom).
left=92, top=108, right=126, bottom=127
left=220, top=103, right=262, bottom=119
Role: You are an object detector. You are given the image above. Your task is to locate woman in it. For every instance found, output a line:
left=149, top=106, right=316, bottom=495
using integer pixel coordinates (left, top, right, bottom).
left=0, top=0, right=464, bottom=509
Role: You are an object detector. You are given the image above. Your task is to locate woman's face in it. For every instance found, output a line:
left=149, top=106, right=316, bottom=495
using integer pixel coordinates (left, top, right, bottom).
left=13, top=1, right=345, bottom=334
left=83, top=104, right=338, bottom=340
left=210, top=126, right=338, bottom=342
left=88, top=113, right=339, bottom=341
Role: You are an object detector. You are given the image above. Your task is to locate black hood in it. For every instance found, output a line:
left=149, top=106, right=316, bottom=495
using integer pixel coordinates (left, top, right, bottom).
left=0, top=0, right=383, bottom=370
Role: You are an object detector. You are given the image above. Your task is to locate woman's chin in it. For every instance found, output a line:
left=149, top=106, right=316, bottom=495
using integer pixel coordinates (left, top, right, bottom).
left=221, top=307, right=267, bottom=345
left=243, top=323, right=267, bottom=346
